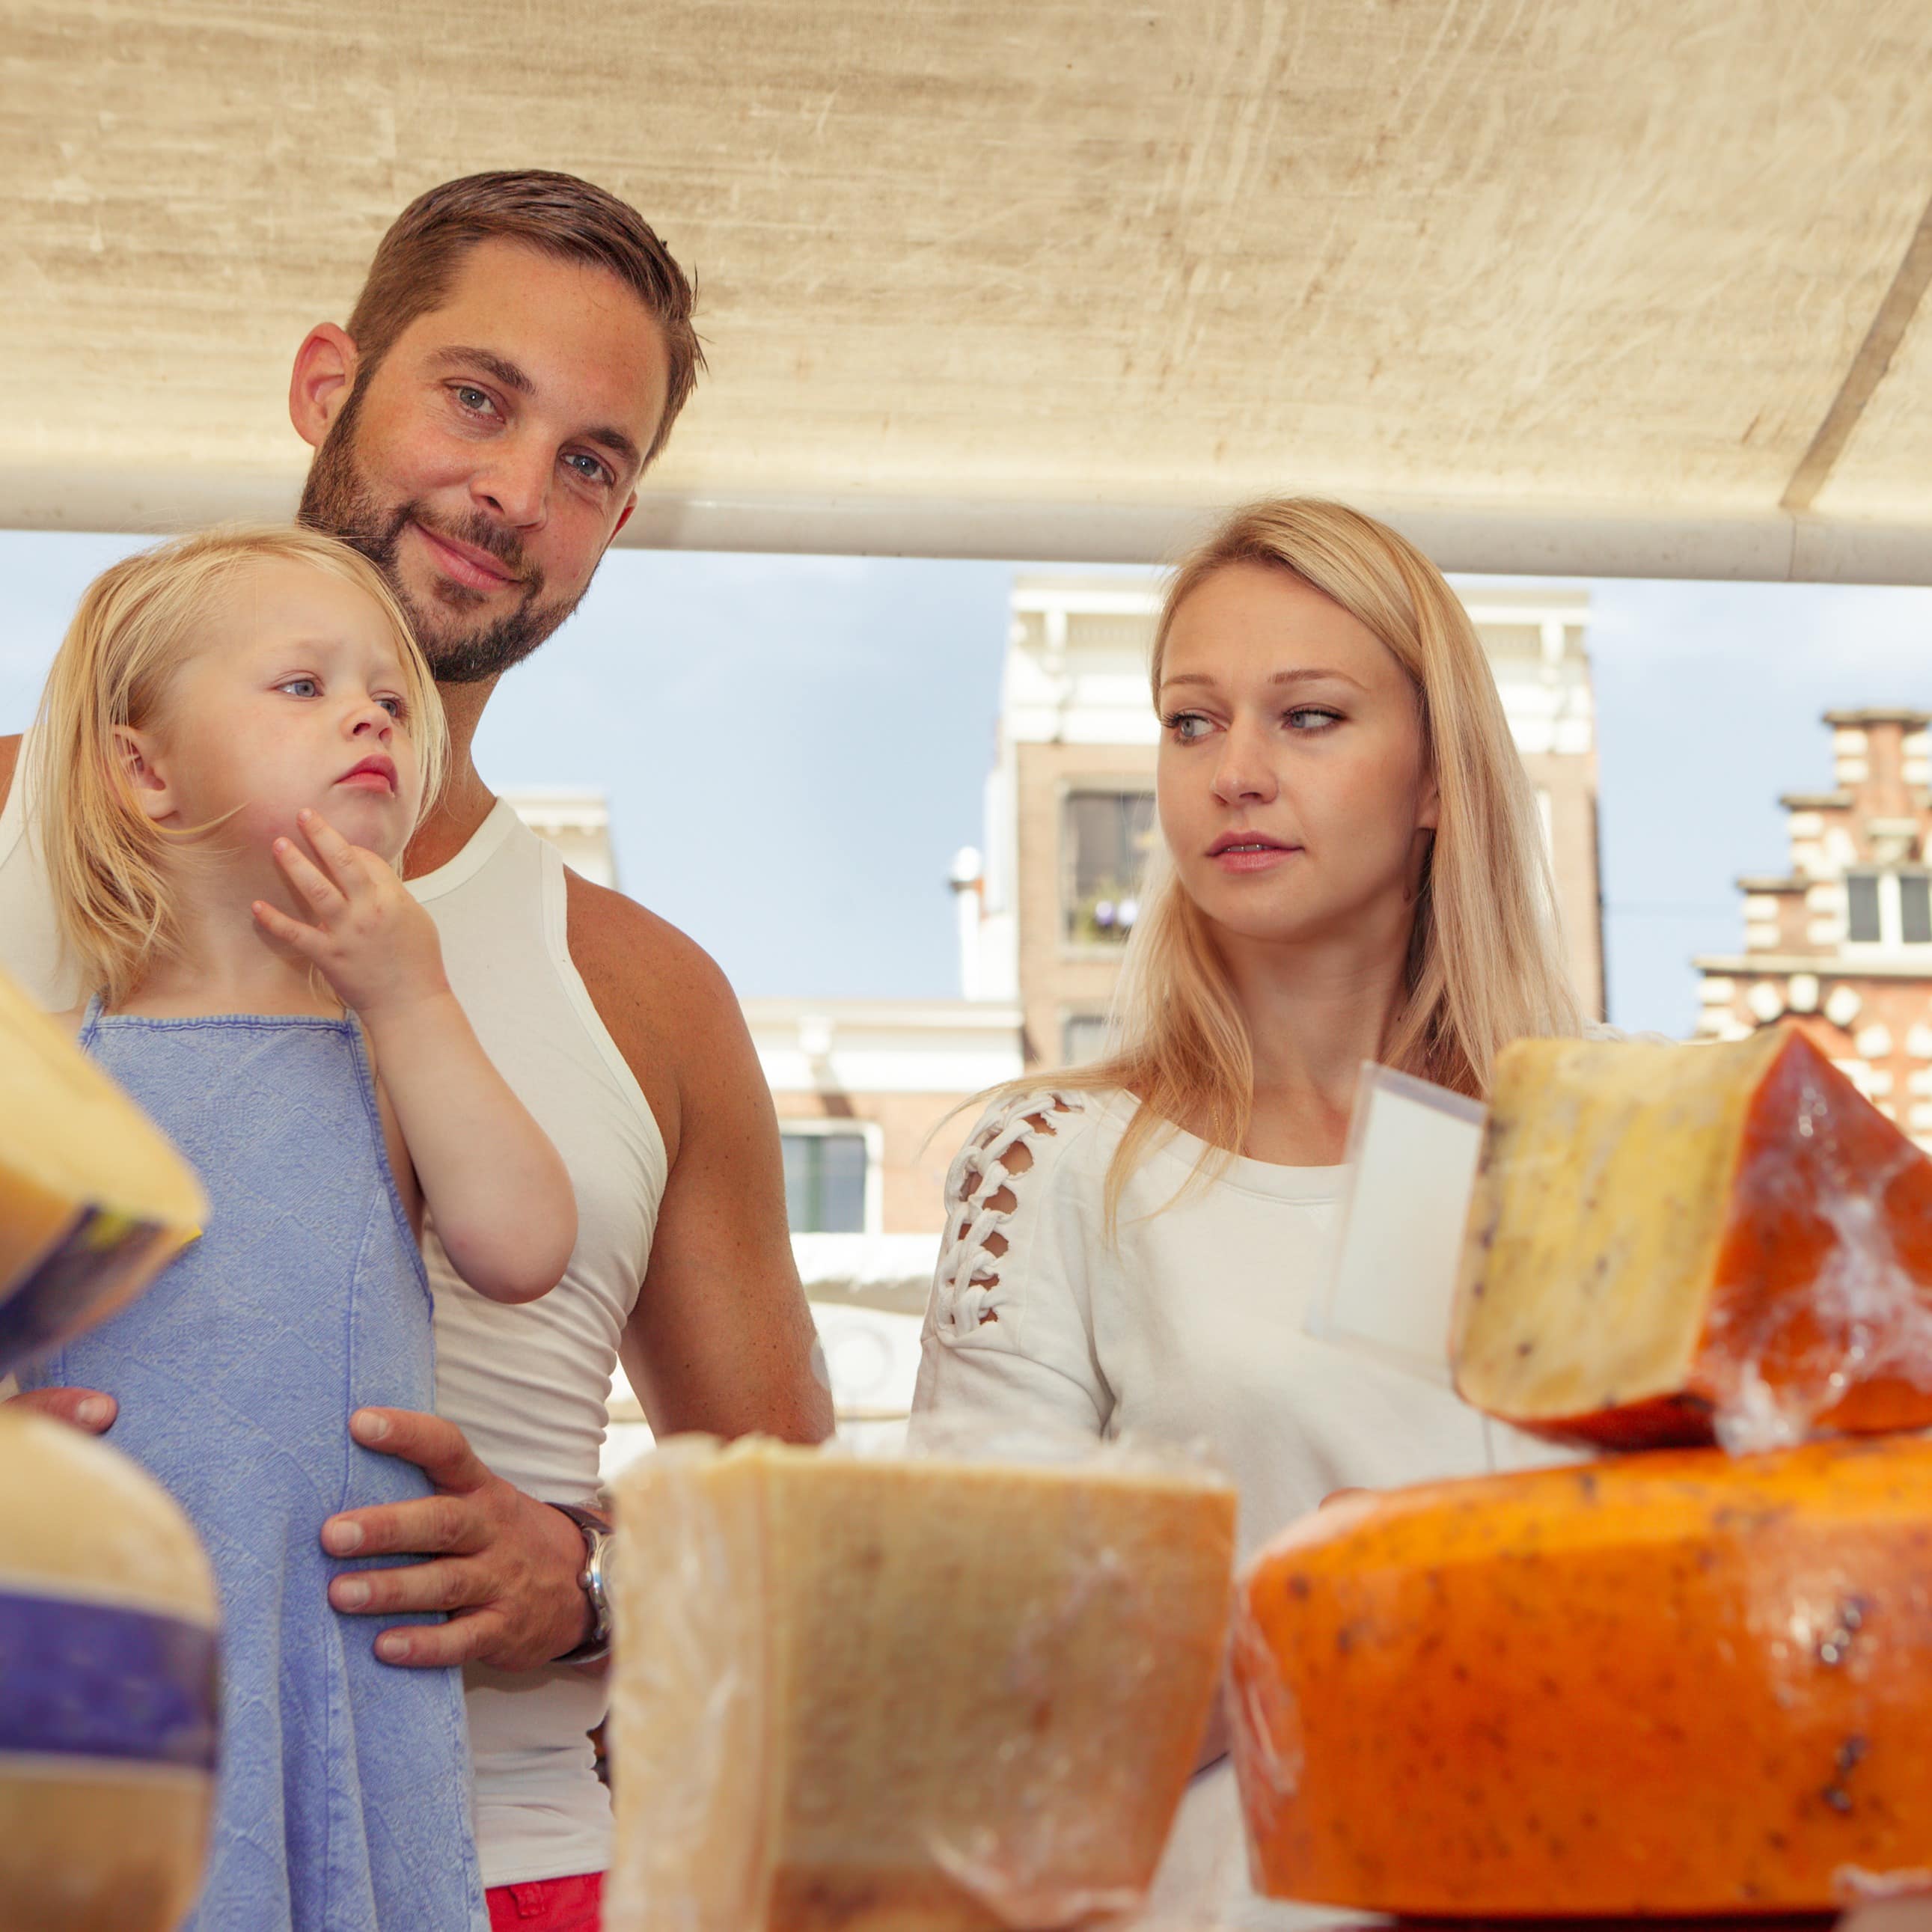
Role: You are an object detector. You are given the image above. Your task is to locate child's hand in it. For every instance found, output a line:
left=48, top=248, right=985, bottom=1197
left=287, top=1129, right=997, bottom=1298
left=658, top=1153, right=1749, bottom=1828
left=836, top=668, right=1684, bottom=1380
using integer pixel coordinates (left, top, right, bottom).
left=252, top=809, right=448, bottom=1021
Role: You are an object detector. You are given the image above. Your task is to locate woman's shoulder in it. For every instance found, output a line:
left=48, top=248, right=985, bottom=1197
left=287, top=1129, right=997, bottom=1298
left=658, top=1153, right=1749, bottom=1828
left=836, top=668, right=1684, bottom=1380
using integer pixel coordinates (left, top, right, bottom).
left=949, top=1083, right=1125, bottom=1189
left=930, top=1084, right=1126, bottom=1338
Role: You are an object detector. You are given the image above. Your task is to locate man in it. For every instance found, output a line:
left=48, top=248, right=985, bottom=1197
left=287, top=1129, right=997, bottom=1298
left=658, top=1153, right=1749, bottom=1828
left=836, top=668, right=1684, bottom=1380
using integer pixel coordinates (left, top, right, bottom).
left=0, top=171, right=834, bottom=1931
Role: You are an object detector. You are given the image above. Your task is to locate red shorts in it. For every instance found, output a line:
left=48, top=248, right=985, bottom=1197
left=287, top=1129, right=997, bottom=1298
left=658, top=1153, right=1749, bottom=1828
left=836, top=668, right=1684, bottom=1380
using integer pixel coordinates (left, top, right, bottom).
left=486, top=1872, right=602, bottom=1930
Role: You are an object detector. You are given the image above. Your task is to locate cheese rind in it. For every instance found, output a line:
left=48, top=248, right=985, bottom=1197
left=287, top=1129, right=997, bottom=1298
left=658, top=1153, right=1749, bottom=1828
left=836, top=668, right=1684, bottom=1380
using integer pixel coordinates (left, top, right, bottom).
left=0, top=1406, right=220, bottom=1930
left=1230, top=1436, right=1932, bottom=1917
left=1452, top=1025, right=1932, bottom=1449
left=0, top=965, right=205, bottom=1376
left=608, top=1437, right=1237, bottom=1932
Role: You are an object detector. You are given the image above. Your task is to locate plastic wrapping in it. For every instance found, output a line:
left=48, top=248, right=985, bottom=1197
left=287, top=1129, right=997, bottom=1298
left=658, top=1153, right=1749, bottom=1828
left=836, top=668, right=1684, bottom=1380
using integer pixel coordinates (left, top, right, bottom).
left=605, top=1430, right=1236, bottom=1932
left=1452, top=1024, right=1932, bottom=1454
left=1228, top=1436, right=1932, bottom=1918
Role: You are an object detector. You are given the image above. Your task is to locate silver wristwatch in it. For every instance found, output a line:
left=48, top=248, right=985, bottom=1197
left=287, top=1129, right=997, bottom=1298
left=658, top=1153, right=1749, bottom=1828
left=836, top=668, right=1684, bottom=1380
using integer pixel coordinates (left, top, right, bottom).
left=551, top=1503, right=614, bottom=1665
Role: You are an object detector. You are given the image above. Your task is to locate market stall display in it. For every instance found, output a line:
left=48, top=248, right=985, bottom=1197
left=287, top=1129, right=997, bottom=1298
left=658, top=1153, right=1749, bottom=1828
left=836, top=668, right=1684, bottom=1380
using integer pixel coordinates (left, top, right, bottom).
left=1234, top=1026, right=1932, bottom=1920
left=606, top=1434, right=1237, bottom=1932
left=0, top=965, right=218, bottom=1931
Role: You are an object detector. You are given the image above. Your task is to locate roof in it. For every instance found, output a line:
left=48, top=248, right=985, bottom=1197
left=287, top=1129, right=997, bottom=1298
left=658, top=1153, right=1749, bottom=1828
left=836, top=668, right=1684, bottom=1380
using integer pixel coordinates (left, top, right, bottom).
left=10, top=2, right=1932, bottom=578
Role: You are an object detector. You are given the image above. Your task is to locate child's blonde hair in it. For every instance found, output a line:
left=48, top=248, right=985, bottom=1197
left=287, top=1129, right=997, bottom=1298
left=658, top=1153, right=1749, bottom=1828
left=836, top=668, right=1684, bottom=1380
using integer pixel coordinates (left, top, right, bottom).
left=31, top=524, right=447, bottom=1007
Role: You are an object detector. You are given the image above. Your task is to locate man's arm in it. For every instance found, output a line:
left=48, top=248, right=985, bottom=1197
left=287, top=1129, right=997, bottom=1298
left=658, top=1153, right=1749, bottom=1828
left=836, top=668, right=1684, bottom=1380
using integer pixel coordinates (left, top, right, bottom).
left=320, top=872, right=830, bottom=1669
left=573, top=876, right=831, bottom=1444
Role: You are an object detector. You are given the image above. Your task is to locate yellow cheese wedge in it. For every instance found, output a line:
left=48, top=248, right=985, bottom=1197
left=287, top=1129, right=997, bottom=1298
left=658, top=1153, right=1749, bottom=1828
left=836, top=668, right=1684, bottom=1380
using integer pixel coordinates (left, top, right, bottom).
left=606, top=1436, right=1237, bottom=1932
left=1452, top=1024, right=1932, bottom=1449
left=0, top=964, right=206, bottom=1375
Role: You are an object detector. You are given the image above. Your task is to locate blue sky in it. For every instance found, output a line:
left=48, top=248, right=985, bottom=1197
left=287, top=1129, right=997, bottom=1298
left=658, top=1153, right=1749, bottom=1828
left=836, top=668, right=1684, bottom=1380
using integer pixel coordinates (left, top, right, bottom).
left=6, top=531, right=1931, bottom=1039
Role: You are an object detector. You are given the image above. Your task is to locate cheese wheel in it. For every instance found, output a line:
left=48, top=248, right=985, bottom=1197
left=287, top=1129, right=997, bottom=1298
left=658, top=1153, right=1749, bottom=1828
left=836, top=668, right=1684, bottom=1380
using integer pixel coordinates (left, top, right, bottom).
left=0, top=1405, right=220, bottom=1931
left=1453, top=1024, right=1932, bottom=1449
left=0, top=965, right=206, bottom=1378
left=606, top=1435, right=1237, bottom=1932
left=1230, top=1436, right=1932, bottom=1916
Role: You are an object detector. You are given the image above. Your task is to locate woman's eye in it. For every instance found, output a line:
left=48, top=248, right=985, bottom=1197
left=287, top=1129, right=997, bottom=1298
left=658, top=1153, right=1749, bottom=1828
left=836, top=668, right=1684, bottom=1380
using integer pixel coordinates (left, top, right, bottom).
left=278, top=677, right=320, bottom=698
left=1163, top=711, right=1211, bottom=742
left=1286, top=706, right=1342, bottom=731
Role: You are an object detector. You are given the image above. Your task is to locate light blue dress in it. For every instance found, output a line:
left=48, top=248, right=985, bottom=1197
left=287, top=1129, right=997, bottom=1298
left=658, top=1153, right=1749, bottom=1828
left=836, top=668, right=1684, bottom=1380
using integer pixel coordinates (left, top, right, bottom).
left=21, top=1003, right=487, bottom=1932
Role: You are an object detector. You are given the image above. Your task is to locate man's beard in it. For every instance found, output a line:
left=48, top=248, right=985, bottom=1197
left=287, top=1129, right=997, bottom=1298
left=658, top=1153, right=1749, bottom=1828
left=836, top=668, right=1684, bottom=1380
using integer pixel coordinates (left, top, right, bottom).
left=298, top=385, right=586, bottom=685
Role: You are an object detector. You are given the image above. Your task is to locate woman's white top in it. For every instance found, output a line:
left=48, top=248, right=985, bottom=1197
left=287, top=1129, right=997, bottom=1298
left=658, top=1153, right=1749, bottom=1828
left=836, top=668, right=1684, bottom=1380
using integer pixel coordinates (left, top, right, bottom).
left=913, top=1083, right=1558, bottom=1924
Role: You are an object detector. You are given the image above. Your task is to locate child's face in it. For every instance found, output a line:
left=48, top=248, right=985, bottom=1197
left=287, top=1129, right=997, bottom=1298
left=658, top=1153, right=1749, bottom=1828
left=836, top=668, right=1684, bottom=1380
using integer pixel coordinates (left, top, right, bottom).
left=134, top=558, right=427, bottom=861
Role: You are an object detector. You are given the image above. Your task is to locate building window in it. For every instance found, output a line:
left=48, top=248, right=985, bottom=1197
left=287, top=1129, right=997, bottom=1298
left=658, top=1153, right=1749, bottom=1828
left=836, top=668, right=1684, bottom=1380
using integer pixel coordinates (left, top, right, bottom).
left=1905, top=876, right=1932, bottom=945
left=1063, top=790, right=1155, bottom=945
left=1062, top=1012, right=1110, bottom=1065
left=1844, top=869, right=1932, bottom=950
left=781, top=1130, right=869, bottom=1234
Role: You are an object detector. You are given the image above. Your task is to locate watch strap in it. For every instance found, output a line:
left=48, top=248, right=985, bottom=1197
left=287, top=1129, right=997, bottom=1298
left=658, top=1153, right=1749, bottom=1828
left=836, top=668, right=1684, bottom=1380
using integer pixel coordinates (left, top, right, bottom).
left=549, top=1503, right=613, bottom=1666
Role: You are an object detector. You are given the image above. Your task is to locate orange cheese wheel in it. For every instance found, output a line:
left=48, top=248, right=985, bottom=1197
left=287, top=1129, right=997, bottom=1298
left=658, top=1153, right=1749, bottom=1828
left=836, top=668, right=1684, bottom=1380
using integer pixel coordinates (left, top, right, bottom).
left=1230, top=1436, right=1932, bottom=1917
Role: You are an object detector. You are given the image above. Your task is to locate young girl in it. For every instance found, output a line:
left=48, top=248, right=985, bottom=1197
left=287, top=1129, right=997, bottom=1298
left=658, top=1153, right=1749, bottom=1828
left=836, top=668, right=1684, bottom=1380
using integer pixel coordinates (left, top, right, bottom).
left=17, top=525, right=576, bottom=1932
left=912, top=498, right=1582, bottom=1912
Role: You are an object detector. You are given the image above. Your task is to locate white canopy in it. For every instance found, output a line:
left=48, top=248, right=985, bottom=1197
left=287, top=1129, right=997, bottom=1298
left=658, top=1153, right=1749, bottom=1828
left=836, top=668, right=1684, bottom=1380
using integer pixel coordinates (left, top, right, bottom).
left=7, top=0, right=1932, bottom=578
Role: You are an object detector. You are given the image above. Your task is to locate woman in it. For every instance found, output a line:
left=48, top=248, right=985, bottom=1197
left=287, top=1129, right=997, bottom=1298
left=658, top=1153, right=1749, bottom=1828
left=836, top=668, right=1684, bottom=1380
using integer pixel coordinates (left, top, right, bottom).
left=912, top=498, right=1581, bottom=1916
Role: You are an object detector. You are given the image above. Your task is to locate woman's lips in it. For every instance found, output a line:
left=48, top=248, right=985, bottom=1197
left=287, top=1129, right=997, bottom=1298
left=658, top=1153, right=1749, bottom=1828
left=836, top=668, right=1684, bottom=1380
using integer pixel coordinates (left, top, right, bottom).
left=413, top=522, right=519, bottom=594
left=1210, top=842, right=1299, bottom=873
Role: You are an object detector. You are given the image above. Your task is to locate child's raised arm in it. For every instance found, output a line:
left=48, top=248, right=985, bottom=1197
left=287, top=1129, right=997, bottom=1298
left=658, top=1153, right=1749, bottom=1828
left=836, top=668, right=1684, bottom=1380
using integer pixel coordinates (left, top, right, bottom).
left=253, top=810, right=575, bottom=1303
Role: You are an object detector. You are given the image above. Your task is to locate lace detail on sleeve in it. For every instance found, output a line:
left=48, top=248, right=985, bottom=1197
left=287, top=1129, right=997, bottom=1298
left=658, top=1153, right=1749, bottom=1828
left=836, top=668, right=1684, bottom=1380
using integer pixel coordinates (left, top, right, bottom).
left=930, top=1089, right=1084, bottom=1338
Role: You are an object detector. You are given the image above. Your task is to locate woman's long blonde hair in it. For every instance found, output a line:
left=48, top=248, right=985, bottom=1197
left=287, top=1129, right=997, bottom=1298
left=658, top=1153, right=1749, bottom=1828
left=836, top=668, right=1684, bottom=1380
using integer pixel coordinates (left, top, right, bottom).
left=1015, top=498, right=1580, bottom=1227
left=31, top=524, right=447, bottom=1008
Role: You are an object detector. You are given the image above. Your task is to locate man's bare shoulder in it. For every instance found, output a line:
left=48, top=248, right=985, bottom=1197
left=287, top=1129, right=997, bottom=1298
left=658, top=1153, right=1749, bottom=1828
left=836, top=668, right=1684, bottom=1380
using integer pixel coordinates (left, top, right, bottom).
left=0, top=733, right=20, bottom=815
left=562, top=866, right=751, bottom=1170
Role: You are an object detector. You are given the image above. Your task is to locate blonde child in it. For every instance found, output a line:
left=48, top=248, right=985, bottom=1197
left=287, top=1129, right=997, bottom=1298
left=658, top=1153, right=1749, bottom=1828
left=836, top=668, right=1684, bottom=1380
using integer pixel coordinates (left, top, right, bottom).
left=17, top=525, right=576, bottom=1932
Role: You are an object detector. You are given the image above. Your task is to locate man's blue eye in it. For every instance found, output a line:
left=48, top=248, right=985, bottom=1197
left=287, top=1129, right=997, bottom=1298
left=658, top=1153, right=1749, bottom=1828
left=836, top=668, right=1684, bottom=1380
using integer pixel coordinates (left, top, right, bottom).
left=566, top=453, right=608, bottom=483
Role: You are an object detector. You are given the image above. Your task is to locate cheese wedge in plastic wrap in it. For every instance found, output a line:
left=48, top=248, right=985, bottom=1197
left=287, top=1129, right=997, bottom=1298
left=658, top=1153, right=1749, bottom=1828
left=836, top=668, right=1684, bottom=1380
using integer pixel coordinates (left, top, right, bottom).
left=1453, top=1024, right=1932, bottom=1451
left=0, top=963, right=206, bottom=1375
left=608, top=1434, right=1237, bottom=1932
left=1229, top=1435, right=1932, bottom=1918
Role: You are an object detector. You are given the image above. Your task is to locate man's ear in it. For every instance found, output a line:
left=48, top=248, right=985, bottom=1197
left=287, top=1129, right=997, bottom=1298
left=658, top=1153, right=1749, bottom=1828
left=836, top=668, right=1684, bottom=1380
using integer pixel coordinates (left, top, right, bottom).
left=114, top=727, right=174, bottom=825
left=289, top=323, right=359, bottom=450
left=612, top=492, right=638, bottom=539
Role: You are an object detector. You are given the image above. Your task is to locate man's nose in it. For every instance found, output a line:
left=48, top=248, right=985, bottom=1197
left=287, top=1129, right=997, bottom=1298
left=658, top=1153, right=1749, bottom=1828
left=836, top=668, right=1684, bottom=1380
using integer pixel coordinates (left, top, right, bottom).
left=471, top=434, right=551, bottom=529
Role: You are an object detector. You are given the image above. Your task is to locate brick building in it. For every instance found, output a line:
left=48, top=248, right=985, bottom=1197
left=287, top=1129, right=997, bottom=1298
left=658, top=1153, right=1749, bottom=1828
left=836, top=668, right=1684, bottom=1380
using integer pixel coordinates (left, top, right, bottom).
left=1693, top=709, right=1932, bottom=1143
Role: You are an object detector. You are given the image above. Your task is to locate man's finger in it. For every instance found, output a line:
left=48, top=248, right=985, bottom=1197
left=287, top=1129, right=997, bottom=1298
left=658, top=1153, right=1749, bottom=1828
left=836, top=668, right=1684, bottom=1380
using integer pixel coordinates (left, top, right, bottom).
left=347, top=1406, right=493, bottom=1491
left=6, top=1387, right=116, bottom=1433
left=372, top=1609, right=509, bottom=1670
left=329, top=1557, right=479, bottom=1619
left=321, top=1490, right=488, bottom=1560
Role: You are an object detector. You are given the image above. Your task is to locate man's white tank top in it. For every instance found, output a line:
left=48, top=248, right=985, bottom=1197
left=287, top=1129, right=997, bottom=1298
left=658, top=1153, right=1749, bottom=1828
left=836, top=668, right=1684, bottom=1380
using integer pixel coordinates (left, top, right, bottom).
left=0, top=748, right=667, bottom=1889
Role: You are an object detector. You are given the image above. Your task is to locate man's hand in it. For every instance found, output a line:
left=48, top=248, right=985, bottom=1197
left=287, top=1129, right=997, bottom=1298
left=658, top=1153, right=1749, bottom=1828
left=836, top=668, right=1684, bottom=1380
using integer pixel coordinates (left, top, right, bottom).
left=322, top=1407, right=593, bottom=1671
left=5, top=1387, right=116, bottom=1432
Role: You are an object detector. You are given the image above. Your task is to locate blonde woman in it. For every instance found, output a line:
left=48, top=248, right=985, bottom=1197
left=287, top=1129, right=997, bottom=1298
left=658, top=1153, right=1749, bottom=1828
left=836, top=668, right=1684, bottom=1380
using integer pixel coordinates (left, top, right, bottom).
left=15, top=526, right=575, bottom=1932
left=912, top=499, right=1580, bottom=1913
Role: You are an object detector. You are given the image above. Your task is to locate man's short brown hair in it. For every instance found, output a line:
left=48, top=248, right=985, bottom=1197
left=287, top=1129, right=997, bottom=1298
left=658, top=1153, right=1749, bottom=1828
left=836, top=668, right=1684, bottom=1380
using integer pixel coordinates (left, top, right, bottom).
left=346, top=170, right=703, bottom=470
